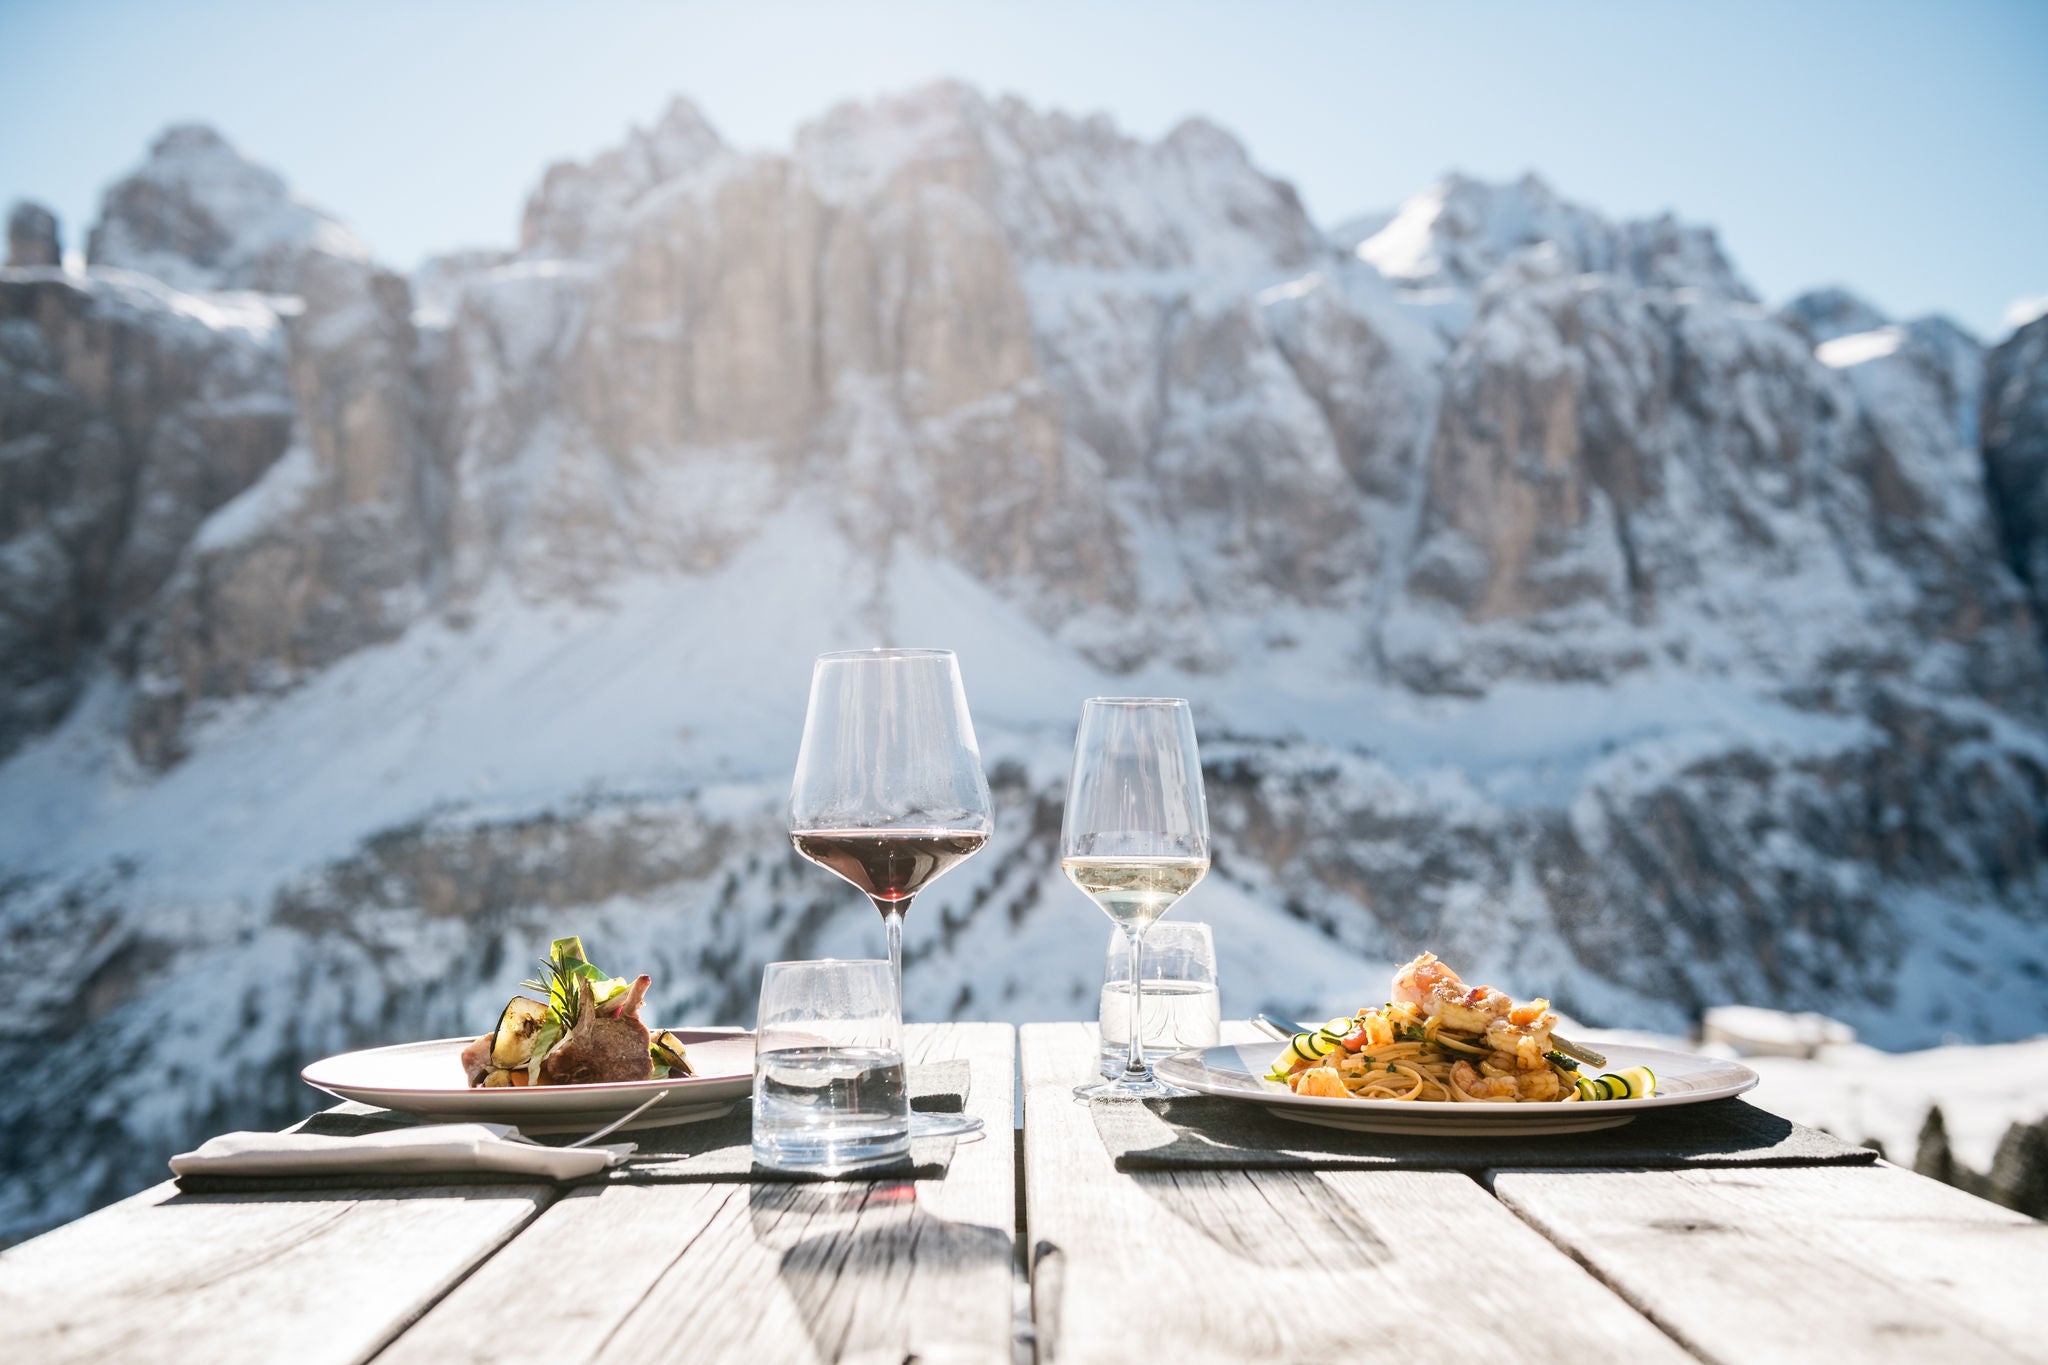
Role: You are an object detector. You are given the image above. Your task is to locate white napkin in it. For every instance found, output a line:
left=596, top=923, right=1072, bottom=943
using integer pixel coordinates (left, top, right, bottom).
left=170, top=1123, right=635, bottom=1182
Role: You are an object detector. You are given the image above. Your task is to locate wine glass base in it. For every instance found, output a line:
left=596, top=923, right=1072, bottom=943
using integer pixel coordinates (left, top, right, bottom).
left=1073, top=1073, right=1195, bottom=1101
left=909, top=1112, right=985, bottom=1140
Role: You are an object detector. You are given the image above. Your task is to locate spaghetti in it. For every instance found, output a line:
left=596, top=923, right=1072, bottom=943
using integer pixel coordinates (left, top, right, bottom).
left=1265, top=953, right=1654, bottom=1104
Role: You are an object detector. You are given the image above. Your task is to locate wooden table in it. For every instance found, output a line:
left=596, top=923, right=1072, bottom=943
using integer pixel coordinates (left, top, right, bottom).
left=0, top=1022, right=1018, bottom=1365
left=4, top=1020, right=2046, bottom=1364
left=1020, top=1022, right=2048, bottom=1365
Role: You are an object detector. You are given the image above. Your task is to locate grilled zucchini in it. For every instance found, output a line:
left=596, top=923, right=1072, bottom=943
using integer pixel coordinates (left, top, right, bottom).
left=491, top=995, right=553, bottom=1068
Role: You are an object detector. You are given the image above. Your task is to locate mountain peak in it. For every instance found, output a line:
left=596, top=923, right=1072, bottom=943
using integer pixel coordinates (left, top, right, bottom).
left=150, top=122, right=236, bottom=159
left=1779, top=286, right=1890, bottom=346
left=1162, top=114, right=1247, bottom=162
left=518, top=97, right=729, bottom=257
left=6, top=199, right=62, bottom=267
left=790, top=79, right=998, bottom=204
left=86, top=122, right=364, bottom=292
left=1353, top=171, right=1749, bottom=301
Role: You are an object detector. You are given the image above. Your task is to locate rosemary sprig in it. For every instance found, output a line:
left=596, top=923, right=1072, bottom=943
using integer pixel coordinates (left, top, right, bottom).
left=519, top=956, right=583, bottom=1036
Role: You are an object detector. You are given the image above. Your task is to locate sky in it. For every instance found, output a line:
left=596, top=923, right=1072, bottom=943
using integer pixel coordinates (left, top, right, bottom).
left=1, top=0, right=2044, bottom=338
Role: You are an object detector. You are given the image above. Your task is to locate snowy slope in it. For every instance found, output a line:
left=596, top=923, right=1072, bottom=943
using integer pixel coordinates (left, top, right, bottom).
left=2, top=84, right=2046, bottom=1242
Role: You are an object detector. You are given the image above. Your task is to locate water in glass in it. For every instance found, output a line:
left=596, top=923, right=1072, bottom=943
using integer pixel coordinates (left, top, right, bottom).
left=751, top=959, right=911, bottom=1174
left=1098, top=920, right=1221, bottom=1075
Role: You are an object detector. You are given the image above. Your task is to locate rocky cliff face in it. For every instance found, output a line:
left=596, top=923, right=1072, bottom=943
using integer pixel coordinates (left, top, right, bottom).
left=0, top=268, right=293, bottom=754
left=3, top=83, right=2047, bottom=1242
left=1984, top=316, right=2048, bottom=641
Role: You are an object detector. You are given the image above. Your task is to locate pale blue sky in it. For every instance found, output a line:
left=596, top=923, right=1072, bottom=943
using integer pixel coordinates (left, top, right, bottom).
left=2, top=0, right=2043, bottom=337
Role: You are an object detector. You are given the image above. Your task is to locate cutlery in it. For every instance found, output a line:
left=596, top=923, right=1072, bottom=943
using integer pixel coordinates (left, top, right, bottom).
left=506, top=1089, right=671, bottom=1149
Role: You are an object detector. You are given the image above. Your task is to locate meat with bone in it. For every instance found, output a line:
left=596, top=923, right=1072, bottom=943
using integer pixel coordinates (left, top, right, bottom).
left=540, top=974, right=654, bottom=1085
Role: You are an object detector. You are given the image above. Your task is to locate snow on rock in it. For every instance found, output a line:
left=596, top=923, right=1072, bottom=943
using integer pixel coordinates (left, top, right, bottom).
left=519, top=97, right=728, bottom=260
left=1591, top=1024, right=2048, bottom=1174
left=1353, top=172, right=1753, bottom=304
left=86, top=124, right=367, bottom=294
left=1817, top=326, right=1906, bottom=369
left=793, top=82, right=1323, bottom=277
left=1701, top=1004, right=1855, bottom=1056
left=0, top=264, right=294, bottom=755
left=3, top=84, right=2048, bottom=1243
left=1983, top=316, right=2048, bottom=645
left=1780, top=285, right=1891, bottom=347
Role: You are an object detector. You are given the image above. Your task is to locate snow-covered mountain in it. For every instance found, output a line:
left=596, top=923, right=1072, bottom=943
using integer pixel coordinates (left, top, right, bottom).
left=4, top=82, right=2047, bottom=1241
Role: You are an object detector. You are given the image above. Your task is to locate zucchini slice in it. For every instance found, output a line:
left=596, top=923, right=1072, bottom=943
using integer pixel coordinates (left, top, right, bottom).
left=1574, top=1067, right=1657, bottom=1101
left=491, top=995, right=553, bottom=1068
left=1609, top=1065, right=1656, bottom=1099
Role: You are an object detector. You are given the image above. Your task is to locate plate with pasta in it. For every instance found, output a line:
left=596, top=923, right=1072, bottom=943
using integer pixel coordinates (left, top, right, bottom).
left=1152, top=953, right=1758, bottom=1135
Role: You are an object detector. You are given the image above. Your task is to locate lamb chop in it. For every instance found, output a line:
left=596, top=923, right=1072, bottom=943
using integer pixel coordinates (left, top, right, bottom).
left=459, top=1031, right=495, bottom=1085
left=540, top=974, right=654, bottom=1085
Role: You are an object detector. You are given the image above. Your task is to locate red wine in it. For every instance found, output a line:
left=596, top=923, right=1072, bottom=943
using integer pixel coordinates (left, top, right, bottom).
left=791, top=829, right=989, bottom=907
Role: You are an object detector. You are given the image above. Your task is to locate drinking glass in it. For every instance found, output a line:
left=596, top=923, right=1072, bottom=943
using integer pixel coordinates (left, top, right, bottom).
left=789, top=647, right=992, bottom=1138
left=751, top=959, right=911, bottom=1175
left=1098, top=921, right=1221, bottom=1077
left=1061, top=697, right=1210, bottom=1099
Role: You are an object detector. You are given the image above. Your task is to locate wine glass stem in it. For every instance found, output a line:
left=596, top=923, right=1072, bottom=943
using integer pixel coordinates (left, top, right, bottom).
left=1123, top=925, right=1149, bottom=1080
left=877, top=899, right=908, bottom=1022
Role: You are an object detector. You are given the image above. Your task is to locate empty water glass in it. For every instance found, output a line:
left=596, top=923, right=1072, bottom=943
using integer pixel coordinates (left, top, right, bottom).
left=751, top=959, right=911, bottom=1175
left=1098, top=920, right=1222, bottom=1076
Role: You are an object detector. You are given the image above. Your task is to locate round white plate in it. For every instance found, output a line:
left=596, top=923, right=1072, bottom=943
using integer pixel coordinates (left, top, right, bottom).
left=301, top=1027, right=755, bottom=1135
left=1152, top=1040, right=1758, bottom=1135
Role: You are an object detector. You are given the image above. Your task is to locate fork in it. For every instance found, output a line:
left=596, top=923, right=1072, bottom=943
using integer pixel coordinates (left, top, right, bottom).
left=505, top=1089, right=671, bottom=1149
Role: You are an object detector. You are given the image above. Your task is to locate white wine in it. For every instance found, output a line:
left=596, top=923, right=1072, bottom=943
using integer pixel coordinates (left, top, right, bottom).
left=1062, top=855, right=1209, bottom=929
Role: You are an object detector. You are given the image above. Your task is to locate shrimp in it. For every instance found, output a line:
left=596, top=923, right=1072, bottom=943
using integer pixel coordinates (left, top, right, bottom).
left=1483, top=994, right=1558, bottom=1069
left=1391, top=953, right=1511, bottom=1034
left=1450, top=1060, right=1518, bottom=1101
left=1292, top=1066, right=1350, bottom=1098
left=1485, top=1025, right=1550, bottom=1071
left=1391, top=952, right=1461, bottom=1006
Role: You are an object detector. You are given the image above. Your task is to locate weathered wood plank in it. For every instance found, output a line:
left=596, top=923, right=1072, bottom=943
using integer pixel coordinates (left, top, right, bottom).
left=0, top=1182, right=550, bottom=1365
left=1494, top=1164, right=2048, bottom=1363
left=1020, top=1022, right=1688, bottom=1364
left=381, top=1021, right=1019, bottom=1365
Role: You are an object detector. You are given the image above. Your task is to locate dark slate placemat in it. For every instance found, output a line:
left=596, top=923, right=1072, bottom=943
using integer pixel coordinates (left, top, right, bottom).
left=174, top=1060, right=970, bottom=1194
left=1093, top=1093, right=1877, bottom=1173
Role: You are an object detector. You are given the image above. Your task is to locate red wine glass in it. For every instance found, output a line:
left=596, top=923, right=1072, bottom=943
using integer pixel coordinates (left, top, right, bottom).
left=789, top=648, right=993, bottom=1137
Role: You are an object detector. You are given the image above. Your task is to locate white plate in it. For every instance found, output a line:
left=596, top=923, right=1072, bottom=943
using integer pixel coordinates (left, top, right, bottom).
left=301, top=1028, right=755, bottom=1135
left=1152, top=1041, right=1758, bottom=1135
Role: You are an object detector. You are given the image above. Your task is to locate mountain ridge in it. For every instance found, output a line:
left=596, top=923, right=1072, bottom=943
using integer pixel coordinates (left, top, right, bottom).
left=2, top=81, right=2046, bottom=1243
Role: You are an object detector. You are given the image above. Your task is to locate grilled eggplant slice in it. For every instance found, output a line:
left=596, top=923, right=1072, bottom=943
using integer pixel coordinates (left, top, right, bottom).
left=649, top=1030, right=694, bottom=1078
left=491, top=995, right=553, bottom=1068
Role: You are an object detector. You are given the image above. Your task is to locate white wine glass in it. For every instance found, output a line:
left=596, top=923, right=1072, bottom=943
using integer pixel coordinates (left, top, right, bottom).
left=1061, top=697, right=1210, bottom=1099
left=789, top=648, right=993, bottom=1137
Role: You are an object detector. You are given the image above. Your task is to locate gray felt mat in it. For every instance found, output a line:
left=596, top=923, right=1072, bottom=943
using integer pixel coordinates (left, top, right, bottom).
left=174, top=1059, right=969, bottom=1193
left=1093, top=1092, right=1877, bottom=1172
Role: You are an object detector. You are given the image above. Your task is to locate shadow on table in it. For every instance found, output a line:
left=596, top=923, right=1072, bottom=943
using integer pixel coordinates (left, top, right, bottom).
left=1126, top=1167, right=1393, bottom=1269
left=747, top=1182, right=1009, bottom=1361
left=1099, top=1095, right=1860, bottom=1172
